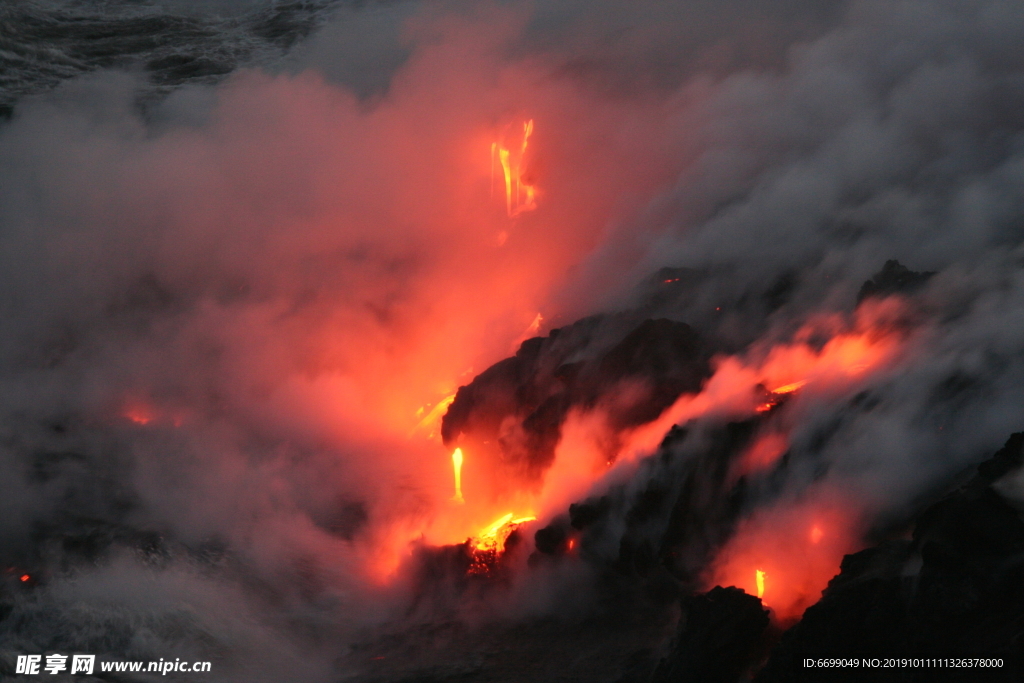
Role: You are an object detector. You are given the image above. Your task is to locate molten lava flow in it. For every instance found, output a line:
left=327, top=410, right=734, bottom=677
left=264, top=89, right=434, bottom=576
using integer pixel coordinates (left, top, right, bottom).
left=472, top=513, right=537, bottom=551
left=451, top=447, right=465, bottom=504
left=755, top=379, right=809, bottom=413
left=492, top=119, right=538, bottom=217
left=498, top=147, right=513, bottom=215
left=756, top=569, right=766, bottom=599
left=614, top=313, right=904, bottom=465
left=411, top=394, right=456, bottom=439
left=467, top=512, right=536, bottom=576
left=772, top=380, right=808, bottom=394
left=473, top=512, right=515, bottom=551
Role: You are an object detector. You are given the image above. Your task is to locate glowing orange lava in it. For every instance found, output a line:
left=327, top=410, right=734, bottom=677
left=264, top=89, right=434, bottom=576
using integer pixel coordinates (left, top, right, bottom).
left=492, top=120, right=538, bottom=217
left=451, top=447, right=465, bottom=504
left=614, top=310, right=905, bottom=466
left=412, top=394, right=457, bottom=439
left=467, top=512, right=536, bottom=576
left=771, top=380, right=808, bottom=394
left=755, top=569, right=766, bottom=599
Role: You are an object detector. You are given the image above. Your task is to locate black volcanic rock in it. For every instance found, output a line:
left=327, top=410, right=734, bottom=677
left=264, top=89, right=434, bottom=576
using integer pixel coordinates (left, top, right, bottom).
left=441, top=318, right=712, bottom=483
left=856, top=260, right=935, bottom=304
left=652, top=586, right=771, bottom=683
left=534, top=521, right=569, bottom=555
left=756, top=433, right=1024, bottom=682
left=553, top=417, right=760, bottom=587
left=570, top=495, right=612, bottom=530
left=593, top=319, right=709, bottom=427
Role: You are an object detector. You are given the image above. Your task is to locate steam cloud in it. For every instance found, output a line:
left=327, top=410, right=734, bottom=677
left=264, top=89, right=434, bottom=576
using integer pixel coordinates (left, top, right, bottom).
left=1, top=0, right=1024, bottom=680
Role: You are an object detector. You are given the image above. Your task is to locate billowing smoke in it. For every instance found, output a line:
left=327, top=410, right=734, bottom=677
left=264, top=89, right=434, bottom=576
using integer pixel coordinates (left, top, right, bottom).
left=1, top=0, right=1024, bottom=680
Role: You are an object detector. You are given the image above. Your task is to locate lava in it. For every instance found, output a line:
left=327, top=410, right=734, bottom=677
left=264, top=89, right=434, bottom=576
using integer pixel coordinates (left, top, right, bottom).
left=755, top=380, right=809, bottom=412
left=122, top=403, right=155, bottom=425
left=492, top=119, right=538, bottom=217
left=412, top=394, right=457, bottom=439
left=466, top=512, right=536, bottom=576
left=610, top=306, right=906, bottom=468
left=710, top=496, right=856, bottom=622
left=451, top=447, right=465, bottom=504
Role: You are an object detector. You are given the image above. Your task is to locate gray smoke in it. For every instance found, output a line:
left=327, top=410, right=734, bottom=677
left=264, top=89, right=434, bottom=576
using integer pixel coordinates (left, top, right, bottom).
left=1, top=0, right=1024, bottom=680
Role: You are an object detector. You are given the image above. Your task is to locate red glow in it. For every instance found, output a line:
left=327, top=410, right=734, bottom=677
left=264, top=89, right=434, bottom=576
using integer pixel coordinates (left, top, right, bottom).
left=613, top=308, right=904, bottom=467
left=118, top=397, right=188, bottom=428
left=709, top=495, right=856, bottom=622
left=123, top=404, right=154, bottom=425
left=738, top=432, right=789, bottom=475
left=20, top=574, right=29, bottom=582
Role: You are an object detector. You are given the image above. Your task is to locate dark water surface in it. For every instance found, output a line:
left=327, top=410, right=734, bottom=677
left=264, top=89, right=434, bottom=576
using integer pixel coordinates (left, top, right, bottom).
left=0, top=0, right=346, bottom=116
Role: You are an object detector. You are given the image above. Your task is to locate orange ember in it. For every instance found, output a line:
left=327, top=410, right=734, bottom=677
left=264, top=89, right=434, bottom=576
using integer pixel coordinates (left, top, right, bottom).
left=20, top=574, right=29, bottom=582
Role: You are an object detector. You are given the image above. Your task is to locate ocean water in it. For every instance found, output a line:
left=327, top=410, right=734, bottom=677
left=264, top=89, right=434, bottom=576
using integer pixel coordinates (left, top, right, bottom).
left=0, top=0, right=345, bottom=116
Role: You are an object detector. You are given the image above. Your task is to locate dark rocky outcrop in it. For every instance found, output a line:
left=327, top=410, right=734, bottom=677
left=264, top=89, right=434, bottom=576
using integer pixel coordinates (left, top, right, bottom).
left=856, top=260, right=935, bottom=305
left=530, top=416, right=764, bottom=592
left=652, top=586, right=771, bottom=683
left=441, top=317, right=712, bottom=483
left=756, top=434, right=1024, bottom=682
